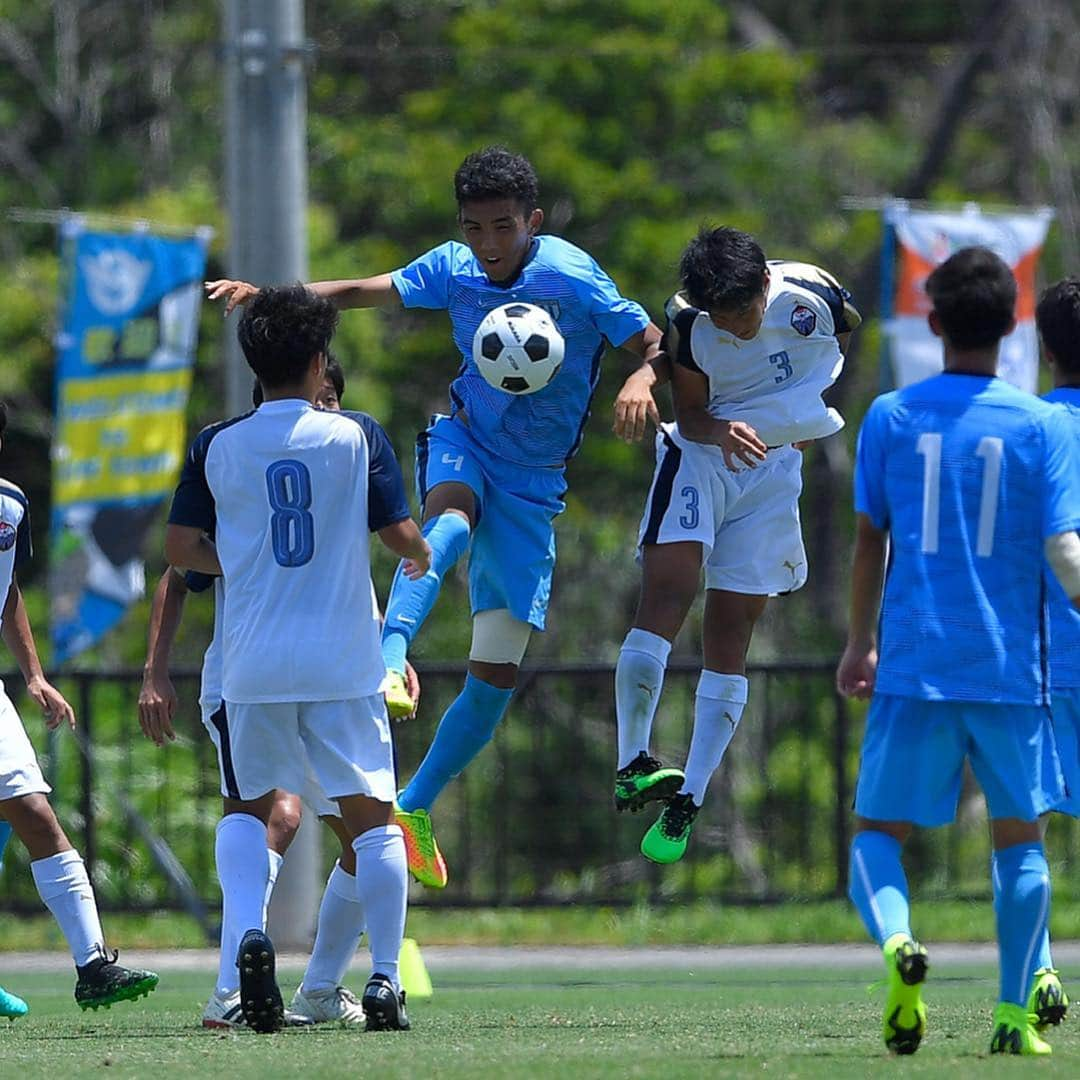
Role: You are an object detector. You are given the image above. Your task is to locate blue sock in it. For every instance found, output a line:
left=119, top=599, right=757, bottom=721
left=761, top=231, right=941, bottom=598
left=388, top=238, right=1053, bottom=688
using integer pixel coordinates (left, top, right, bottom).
left=382, top=513, right=471, bottom=674
left=993, top=849, right=1053, bottom=972
left=848, top=831, right=912, bottom=946
left=0, top=821, right=11, bottom=873
left=993, top=841, right=1051, bottom=1006
left=399, top=674, right=513, bottom=812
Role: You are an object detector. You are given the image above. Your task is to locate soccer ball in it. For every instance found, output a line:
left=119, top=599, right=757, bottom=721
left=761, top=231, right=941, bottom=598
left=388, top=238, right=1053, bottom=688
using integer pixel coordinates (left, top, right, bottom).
left=472, top=303, right=564, bottom=395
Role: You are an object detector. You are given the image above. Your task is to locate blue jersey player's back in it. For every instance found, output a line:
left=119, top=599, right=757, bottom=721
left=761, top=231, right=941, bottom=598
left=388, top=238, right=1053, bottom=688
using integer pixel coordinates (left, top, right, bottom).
left=856, top=372, right=1080, bottom=704
left=392, top=235, right=648, bottom=467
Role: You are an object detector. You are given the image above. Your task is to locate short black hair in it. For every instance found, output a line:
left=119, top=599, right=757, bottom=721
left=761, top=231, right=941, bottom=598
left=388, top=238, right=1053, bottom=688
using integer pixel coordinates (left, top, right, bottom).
left=1036, top=278, right=1080, bottom=376
left=237, top=284, right=339, bottom=389
left=454, top=146, right=539, bottom=214
left=924, top=247, right=1016, bottom=350
left=679, top=226, right=768, bottom=313
left=252, top=350, right=346, bottom=407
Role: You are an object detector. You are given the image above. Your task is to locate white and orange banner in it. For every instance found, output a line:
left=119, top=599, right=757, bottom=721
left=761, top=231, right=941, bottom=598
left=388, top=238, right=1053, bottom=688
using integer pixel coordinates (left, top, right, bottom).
left=883, top=203, right=1053, bottom=392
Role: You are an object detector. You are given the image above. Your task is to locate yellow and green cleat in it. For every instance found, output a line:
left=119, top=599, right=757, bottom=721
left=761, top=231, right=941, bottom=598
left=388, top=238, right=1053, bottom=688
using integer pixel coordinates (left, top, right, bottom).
left=640, top=792, right=699, bottom=864
left=383, top=670, right=415, bottom=721
left=990, top=1001, right=1052, bottom=1055
left=1027, top=966, right=1068, bottom=1032
left=74, top=948, right=158, bottom=1012
left=614, top=752, right=685, bottom=814
left=395, top=802, right=448, bottom=888
left=882, top=934, right=928, bottom=1055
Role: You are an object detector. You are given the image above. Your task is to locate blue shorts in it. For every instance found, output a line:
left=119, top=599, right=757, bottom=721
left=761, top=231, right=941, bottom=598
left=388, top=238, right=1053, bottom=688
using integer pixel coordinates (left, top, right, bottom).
left=1050, top=687, right=1080, bottom=816
left=854, top=694, right=1064, bottom=826
left=415, top=415, right=566, bottom=630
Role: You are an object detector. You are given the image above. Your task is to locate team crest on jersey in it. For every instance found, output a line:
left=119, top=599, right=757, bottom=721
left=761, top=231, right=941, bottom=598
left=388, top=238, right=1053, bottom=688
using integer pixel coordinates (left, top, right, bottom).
left=791, top=305, right=816, bottom=336
left=0, top=521, right=15, bottom=552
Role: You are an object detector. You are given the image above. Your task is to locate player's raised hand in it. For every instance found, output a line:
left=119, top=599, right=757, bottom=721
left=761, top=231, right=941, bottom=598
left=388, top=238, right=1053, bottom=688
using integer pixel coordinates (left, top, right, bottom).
left=836, top=641, right=878, bottom=699
left=27, top=675, right=75, bottom=731
left=205, top=279, right=259, bottom=316
left=717, top=420, right=768, bottom=471
left=138, top=670, right=178, bottom=746
left=613, top=369, right=661, bottom=443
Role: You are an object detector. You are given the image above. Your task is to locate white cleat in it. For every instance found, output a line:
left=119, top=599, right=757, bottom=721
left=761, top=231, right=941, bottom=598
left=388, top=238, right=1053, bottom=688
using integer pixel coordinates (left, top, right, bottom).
left=289, top=984, right=366, bottom=1025
left=202, top=989, right=314, bottom=1030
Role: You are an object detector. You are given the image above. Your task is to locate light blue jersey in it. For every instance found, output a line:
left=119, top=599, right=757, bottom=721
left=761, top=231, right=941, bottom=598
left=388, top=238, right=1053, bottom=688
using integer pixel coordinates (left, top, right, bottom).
left=1043, top=387, right=1080, bottom=688
left=391, top=235, right=649, bottom=467
left=855, top=373, right=1080, bottom=705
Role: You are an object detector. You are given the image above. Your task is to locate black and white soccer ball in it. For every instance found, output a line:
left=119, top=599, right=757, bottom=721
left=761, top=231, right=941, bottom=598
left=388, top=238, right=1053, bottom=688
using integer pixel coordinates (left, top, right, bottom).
left=472, top=303, right=565, bottom=395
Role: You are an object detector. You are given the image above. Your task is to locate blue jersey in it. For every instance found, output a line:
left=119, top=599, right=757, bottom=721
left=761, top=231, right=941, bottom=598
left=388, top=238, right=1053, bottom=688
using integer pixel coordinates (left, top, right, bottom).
left=391, top=235, right=649, bottom=467
left=855, top=373, right=1080, bottom=705
left=1043, top=387, right=1080, bottom=688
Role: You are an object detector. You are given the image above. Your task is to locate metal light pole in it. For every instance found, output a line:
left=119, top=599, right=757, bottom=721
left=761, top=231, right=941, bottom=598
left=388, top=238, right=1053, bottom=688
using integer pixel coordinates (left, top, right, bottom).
left=222, top=0, right=321, bottom=948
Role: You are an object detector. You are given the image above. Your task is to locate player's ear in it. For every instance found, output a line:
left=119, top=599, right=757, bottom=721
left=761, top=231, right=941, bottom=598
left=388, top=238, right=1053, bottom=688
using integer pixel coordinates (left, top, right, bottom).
left=527, top=208, right=543, bottom=235
left=927, top=310, right=944, bottom=339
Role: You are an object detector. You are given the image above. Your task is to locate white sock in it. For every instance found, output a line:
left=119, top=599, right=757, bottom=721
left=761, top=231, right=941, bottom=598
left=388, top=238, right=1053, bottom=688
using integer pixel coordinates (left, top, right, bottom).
left=214, top=814, right=269, bottom=997
left=302, top=862, right=365, bottom=994
left=352, top=825, right=407, bottom=989
left=615, top=628, right=672, bottom=769
left=262, top=849, right=283, bottom=926
left=680, top=671, right=749, bottom=803
left=30, top=849, right=106, bottom=967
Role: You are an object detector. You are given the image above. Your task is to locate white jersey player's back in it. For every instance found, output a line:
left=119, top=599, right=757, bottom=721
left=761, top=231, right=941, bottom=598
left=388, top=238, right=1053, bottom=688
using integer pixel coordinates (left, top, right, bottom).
left=191, top=400, right=381, bottom=703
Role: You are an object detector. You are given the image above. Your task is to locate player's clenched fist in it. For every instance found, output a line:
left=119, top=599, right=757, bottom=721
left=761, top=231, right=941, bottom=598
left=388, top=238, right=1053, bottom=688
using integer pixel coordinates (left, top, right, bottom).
left=205, top=279, right=259, bottom=315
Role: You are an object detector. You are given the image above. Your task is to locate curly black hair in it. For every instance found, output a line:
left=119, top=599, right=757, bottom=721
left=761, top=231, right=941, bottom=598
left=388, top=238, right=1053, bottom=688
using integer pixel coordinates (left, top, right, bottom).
left=251, top=350, right=345, bottom=407
left=679, top=226, right=767, bottom=313
left=237, top=284, right=339, bottom=389
left=1036, top=278, right=1080, bottom=376
left=454, top=146, right=539, bottom=213
left=925, top=247, right=1016, bottom=351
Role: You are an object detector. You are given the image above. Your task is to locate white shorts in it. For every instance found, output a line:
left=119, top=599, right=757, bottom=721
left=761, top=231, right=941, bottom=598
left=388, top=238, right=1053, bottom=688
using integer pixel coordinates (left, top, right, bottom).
left=0, top=685, right=51, bottom=801
left=203, top=695, right=395, bottom=805
left=637, top=423, right=808, bottom=596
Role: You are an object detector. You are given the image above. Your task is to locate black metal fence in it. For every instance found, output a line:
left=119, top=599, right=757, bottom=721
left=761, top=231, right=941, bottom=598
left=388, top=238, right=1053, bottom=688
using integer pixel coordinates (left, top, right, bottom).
left=3, top=662, right=1080, bottom=914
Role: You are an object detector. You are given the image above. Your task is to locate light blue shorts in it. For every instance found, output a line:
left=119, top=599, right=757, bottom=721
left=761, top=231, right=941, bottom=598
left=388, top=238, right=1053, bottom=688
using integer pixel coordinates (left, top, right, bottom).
left=854, top=693, right=1064, bottom=826
left=415, top=415, right=566, bottom=630
left=1050, top=686, right=1080, bottom=816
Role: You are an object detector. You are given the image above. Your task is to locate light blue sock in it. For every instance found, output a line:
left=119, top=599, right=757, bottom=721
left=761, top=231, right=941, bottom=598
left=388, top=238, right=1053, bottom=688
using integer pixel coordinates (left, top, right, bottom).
left=993, top=841, right=1051, bottom=1006
left=382, top=513, right=471, bottom=674
left=993, top=849, right=1053, bottom=972
left=0, top=821, right=11, bottom=873
left=848, top=831, right=912, bottom=946
left=399, top=674, right=513, bottom=812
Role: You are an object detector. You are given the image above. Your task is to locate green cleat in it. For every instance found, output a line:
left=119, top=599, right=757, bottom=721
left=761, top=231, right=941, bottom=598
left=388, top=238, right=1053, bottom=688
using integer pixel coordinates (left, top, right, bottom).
left=990, top=1001, right=1052, bottom=1055
left=882, top=934, right=928, bottom=1055
left=640, top=792, right=699, bottom=864
left=383, top=670, right=415, bottom=721
left=395, top=802, right=448, bottom=888
left=0, top=985, right=28, bottom=1020
left=74, top=947, right=158, bottom=1012
left=1027, top=966, right=1068, bottom=1032
left=614, top=752, right=686, bottom=813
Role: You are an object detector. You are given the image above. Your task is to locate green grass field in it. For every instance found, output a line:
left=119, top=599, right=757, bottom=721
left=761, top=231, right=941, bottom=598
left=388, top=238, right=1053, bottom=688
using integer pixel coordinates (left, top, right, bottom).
left=4, top=962, right=1079, bottom=1078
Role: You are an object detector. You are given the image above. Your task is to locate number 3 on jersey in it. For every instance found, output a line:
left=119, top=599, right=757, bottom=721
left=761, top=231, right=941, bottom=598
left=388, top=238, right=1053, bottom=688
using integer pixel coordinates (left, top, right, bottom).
left=266, top=459, right=315, bottom=567
left=916, top=433, right=1003, bottom=556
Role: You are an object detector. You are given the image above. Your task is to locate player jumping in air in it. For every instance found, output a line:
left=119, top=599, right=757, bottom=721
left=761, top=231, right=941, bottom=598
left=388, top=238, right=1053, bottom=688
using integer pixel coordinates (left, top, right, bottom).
left=613, top=226, right=859, bottom=863
left=166, top=286, right=431, bottom=1033
left=140, top=357, right=419, bottom=1027
left=0, top=401, right=158, bottom=1017
left=206, top=146, right=665, bottom=888
left=837, top=248, right=1080, bottom=1056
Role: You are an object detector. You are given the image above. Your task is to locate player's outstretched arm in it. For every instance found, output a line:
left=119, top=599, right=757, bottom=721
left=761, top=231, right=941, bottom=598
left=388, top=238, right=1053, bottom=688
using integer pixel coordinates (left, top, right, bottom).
left=205, top=274, right=400, bottom=315
left=138, top=568, right=189, bottom=746
left=1, top=577, right=74, bottom=731
left=377, top=520, right=432, bottom=581
left=613, top=324, right=666, bottom=443
left=836, top=514, right=887, bottom=699
left=164, top=524, right=222, bottom=577
left=670, top=357, right=767, bottom=469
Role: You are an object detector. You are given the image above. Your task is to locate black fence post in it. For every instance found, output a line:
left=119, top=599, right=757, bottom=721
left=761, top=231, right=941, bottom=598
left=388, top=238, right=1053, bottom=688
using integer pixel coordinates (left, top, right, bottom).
left=833, top=689, right=850, bottom=899
left=79, top=674, right=95, bottom=882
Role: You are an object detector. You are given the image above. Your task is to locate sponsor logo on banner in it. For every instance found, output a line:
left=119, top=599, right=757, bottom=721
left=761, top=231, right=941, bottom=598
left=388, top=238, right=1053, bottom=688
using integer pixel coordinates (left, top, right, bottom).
left=79, top=249, right=153, bottom=316
left=790, top=305, right=816, bottom=336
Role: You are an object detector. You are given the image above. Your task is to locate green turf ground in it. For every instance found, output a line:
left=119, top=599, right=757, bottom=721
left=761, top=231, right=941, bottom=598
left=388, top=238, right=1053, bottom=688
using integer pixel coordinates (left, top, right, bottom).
left=3, top=963, right=1078, bottom=1078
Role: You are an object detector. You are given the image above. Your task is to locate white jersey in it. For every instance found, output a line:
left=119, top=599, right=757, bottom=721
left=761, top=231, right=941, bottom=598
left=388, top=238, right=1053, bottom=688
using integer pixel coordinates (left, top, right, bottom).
left=0, top=479, right=32, bottom=632
left=169, top=400, right=410, bottom=704
left=666, top=260, right=861, bottom=447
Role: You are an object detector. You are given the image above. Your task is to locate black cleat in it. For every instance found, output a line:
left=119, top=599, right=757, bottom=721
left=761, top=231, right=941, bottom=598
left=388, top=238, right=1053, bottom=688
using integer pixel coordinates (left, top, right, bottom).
left=75, top=946, right=158, bottom=1011
left=237, top=929, right=284, bottom=1033
left=361, top=973, right=410, bottom=1031
left=614, top=751, right=685, bottom=813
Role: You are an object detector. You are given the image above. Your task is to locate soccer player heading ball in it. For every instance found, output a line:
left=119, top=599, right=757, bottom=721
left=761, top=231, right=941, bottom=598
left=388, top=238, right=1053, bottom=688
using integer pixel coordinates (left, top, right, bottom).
left=613, top=226, right=859, bottom=863
left=837, top=248, right=1080, bottom=1056
left=207, top=146, right=667, bottom=889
